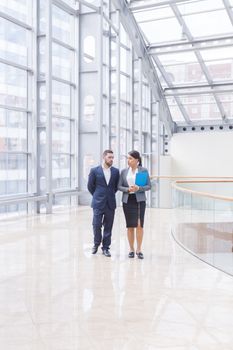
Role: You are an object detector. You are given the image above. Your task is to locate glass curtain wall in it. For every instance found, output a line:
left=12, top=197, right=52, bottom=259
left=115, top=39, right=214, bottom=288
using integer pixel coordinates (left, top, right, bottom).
left=38, top=0, right=78, bottom=212
left=0, top=0, right=78, bottom=216
left=0, top=0, right=33, bottom=215
left=110, top=7, right=154, bottom=175
left=109, top=6, right=156, bottom=205
left=79, top=0, right=159, bottom=207
left=0, top=0, right=160, bottom=216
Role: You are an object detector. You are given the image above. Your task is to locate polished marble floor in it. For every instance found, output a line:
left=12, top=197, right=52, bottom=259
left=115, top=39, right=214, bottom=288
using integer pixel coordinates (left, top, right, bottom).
left=1, top=207, right=233, bottom=350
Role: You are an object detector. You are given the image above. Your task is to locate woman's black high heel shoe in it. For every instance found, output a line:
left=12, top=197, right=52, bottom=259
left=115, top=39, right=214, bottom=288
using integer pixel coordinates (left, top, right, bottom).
left=128, top=251, right=135, bottom=258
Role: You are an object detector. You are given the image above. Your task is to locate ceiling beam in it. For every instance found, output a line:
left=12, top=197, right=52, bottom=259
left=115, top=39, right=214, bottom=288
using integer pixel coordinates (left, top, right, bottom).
left=222, top=0, right=233, bottom=26
left=176, top=119, right=233, bottom=133
left=164, top=81, right=233, bottom=91
left=129, top=0, right=187, bottom=12
left=149, top=39, right=233, bottom=55
left=149, top=33, right=233, bottom=49
left=164, top=88, right=233, bottom=96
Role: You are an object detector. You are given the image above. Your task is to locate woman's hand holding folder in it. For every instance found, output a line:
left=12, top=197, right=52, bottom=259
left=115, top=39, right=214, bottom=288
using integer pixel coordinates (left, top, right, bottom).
left=128, top=184, right=139, bottom=193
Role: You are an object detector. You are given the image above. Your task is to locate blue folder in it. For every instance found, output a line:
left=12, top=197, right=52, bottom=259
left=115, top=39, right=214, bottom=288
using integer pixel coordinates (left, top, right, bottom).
left=135, top=172, right=148, bottom=186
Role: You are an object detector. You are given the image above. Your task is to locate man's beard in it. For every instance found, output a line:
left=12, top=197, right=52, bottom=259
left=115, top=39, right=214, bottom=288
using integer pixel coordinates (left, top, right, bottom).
left=105, top=161, right=113, bottom=167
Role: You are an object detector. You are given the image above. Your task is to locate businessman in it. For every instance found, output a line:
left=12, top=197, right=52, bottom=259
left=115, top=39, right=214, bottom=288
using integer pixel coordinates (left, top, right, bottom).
left=87, top=150, right=119, bottom=257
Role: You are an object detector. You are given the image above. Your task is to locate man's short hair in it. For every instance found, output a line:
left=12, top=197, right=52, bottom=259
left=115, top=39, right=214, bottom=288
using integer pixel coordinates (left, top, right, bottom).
left=102, top=149, right=113, bottom=157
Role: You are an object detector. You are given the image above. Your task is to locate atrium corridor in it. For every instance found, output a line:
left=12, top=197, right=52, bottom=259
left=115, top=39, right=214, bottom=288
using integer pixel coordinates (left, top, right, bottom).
left=0, top=207, right=233, bottom=350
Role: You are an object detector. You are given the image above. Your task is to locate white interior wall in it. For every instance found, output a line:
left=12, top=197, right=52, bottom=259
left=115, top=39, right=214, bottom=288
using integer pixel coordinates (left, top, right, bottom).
left=158, top=155, right=172, bottom=208
left=159, top=131, right=233, bottom=208
left=171, top=132, right=233, bottom=177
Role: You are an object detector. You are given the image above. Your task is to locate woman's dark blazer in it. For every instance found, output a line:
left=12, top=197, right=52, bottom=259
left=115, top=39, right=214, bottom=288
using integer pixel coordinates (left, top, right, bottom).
left=118, top=166, right=151, bottom=204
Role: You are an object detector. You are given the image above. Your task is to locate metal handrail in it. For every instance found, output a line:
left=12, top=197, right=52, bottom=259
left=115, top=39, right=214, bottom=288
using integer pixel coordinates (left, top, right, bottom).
left=0, top=189, right=85, bottom=205
left=171, top=178, right=233, bottom=202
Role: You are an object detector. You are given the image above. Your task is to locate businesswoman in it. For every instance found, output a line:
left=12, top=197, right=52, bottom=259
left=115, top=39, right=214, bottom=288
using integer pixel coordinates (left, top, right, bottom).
left=118, top=150, right=151, bottom=259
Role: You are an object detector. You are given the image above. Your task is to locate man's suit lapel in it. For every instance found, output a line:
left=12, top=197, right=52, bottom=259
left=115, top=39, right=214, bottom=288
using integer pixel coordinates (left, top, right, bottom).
left=99, top=166, right=107, bottom=186
left=108, top=167, right=114, bottom=187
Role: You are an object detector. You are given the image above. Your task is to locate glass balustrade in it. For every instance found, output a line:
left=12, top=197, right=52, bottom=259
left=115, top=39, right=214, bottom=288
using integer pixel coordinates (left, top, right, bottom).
left=172, top=179, right=233, bottom=276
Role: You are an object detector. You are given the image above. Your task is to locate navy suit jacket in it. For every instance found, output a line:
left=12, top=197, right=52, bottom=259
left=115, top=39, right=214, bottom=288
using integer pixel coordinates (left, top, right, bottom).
left=87, top=165, right=120, bottom=210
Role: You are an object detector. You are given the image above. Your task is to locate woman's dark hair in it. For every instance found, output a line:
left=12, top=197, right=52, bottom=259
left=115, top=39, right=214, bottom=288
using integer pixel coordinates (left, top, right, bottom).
left=128, top=150, right=142, bottom=166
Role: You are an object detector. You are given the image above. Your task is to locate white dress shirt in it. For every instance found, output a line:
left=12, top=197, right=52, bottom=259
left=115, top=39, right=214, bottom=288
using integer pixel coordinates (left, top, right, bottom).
left=102, top=165, right=111, bottom=185
left=126, top=167, right=138, bottom=193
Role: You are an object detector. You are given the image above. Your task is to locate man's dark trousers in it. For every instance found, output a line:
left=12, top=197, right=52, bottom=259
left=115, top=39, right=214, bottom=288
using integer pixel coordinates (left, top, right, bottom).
left=87, top=165, right=119, bottom=251
left=92, top=203, right=115, bottom=250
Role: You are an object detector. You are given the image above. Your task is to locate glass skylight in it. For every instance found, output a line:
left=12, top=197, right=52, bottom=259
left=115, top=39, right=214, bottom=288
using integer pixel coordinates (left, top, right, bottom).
left=129, top=0, right=233, bottom=124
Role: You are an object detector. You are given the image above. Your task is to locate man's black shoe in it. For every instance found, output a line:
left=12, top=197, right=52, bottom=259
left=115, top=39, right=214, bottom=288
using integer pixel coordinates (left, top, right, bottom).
left=92, top=245, right=99, bottom=254
left=102, top=249, right=111, bottom=257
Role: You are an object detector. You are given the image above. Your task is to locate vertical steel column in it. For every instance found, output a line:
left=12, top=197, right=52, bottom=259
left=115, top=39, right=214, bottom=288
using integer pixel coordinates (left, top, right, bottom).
left=132, top=50, right=136, bottom=150
left=36, top=2, right=40, bottom=214
left=104, top=0, right=111, bottom=150
left=78, top=2, right=100, bottom=205
left=36, top=0, right=44, bottom=214
left=98, top=0, right=104, bottom=163
left=138, top=58, right=142, bottom=153
left=45, top=0, right=53, bottom=213
left=129, top=42, right=133, bottom=152
left=115, top=10, right=121, bottom=168
left=156, top=101, right=161, bottom=208
left=74, top=4, right=80, bottom=205
left=147, top=90, right=152, bottom=207
left=30, top=0, right=38, bottom=213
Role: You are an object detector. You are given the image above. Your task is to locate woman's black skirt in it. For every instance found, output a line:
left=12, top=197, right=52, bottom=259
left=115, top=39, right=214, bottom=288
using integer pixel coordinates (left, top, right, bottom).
left=123, top=194, right=146, bottom=228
